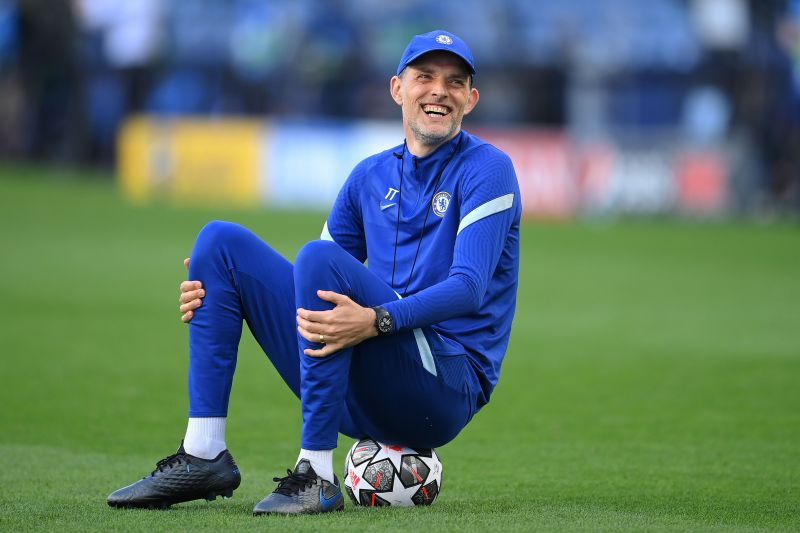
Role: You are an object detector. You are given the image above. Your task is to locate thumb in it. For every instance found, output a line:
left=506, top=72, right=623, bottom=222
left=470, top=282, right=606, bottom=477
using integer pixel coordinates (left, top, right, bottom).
left=184, top=257, right=191, bottom=269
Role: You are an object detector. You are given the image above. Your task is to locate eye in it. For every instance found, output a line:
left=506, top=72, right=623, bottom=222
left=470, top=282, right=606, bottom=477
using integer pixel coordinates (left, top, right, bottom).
left=449, top=78, right=466, bottom=87
left=417, top=73, right=431, bottom=80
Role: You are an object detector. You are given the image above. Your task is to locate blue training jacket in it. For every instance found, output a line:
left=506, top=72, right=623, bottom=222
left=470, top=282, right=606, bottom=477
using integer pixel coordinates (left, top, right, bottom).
left=322, top=130, right=521, bottom=408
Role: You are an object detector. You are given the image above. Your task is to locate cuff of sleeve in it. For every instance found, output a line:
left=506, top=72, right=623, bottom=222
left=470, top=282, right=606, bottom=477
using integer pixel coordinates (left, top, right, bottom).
left=381, top=299, right=405, bottom=332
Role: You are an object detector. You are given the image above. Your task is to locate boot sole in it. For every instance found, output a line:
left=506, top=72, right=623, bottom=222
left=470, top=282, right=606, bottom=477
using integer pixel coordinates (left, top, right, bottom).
left=253, top=503, right=345, bottom=516
left=108, top=487, right=236, bottom=510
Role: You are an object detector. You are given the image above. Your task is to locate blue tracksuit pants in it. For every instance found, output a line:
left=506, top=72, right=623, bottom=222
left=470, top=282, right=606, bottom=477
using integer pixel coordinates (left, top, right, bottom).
left=186, top=221, right=475, bottom=450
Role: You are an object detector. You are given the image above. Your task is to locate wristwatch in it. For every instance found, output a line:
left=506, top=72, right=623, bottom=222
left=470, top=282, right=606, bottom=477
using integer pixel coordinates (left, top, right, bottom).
left=371, top=305, right=394, bottom=335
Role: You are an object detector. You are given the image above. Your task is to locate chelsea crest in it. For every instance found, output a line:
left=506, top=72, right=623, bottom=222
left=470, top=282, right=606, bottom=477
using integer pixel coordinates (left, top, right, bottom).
left=432, top=191, right=451, bottom=217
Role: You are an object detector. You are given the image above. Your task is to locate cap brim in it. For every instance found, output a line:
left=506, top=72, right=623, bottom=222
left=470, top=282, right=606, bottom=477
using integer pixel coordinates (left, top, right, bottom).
left=398, top=48, right=476, bottom=75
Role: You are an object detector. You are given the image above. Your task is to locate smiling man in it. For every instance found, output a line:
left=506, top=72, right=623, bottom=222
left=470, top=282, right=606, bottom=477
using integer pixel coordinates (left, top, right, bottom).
left=108, top=30, right=521, bottom=516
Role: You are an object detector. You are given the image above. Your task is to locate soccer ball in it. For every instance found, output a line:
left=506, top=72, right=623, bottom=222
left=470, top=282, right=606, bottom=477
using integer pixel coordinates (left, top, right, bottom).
left=343, top=438, right=442, bottom=507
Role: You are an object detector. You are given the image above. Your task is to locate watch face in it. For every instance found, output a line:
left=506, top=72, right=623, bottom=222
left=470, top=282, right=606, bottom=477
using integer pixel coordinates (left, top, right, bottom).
left=378, top=315, right=393, bottom=333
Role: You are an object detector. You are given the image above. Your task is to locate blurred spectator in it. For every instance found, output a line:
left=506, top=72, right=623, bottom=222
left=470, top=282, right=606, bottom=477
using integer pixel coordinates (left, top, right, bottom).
left=18, top=0, right=77, bottom=161
left=734, top=0, right=800, bottom=212
left=75, top=0, right=164, bottom=162
left=776, top=0, right=800, bottom=209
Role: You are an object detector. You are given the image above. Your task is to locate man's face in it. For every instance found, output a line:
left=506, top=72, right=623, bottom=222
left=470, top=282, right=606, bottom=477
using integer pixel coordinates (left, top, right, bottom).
left=390, top=51, right=479, bottom=151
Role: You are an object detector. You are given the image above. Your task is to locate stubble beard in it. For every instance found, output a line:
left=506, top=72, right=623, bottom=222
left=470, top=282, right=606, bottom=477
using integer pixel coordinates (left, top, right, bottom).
left=408, top=116, right=459, bottom=148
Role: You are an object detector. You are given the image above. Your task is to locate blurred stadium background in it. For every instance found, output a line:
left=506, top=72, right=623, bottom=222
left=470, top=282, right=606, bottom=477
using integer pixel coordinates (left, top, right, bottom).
left=0, top=0, right=798, bottom=215
left=1, top=0, right=799, bottom=530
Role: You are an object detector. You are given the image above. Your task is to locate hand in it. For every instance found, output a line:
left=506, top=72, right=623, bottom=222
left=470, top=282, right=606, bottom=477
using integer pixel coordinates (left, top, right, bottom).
left=297, top=290, right=377, bottom=357
left=179, top=257, right=205, bottom=323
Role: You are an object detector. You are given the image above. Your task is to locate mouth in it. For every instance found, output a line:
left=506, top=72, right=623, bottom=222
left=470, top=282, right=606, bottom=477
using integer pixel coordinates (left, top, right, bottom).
left=422, top=104, right=451, bottom=118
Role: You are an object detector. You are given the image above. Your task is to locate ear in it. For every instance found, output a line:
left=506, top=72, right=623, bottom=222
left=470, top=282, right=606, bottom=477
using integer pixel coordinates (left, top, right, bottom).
left=463, top=87, right=479, bottom=116
left=390, top=75, right=403, bottom=106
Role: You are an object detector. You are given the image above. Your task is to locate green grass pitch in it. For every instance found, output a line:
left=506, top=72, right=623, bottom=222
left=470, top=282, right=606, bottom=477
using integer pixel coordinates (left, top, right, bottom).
left=0, top=167, right=798, bottom=531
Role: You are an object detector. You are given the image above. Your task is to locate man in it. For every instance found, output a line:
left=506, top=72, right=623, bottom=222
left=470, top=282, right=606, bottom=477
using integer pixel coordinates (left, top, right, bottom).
left=107, top=30, right=520, bottom=515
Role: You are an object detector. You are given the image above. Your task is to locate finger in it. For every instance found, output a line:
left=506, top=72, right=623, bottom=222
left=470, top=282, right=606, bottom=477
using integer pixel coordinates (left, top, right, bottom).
left=180, top=288, right=205, bottom=304
left=180, top=280, right=202, bottom=292
left=179, top=289, right=204, bottom=304
left=296, top=315, right=312, bottom=332
left=297, top=325, right=333, bottom=344
left=184, top=257, right=191, bottom=269
left=180, top=299, right=202, bottom=314
left=181, top=310, right=193, bottom=323
left=317, top=290, right=348, bottom=305
left=296, top=325, right=316, bottom=343
left=296, top=308, right=333, bottom=323
left=296, top=315, right=331, bottom=334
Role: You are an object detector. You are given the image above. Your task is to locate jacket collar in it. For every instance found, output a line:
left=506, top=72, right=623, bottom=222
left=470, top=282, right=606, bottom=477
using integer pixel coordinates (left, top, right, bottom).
left=402, top=130, right=466, bottom=172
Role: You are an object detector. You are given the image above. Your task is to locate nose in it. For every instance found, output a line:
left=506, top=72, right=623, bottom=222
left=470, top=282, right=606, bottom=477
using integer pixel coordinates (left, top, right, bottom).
left=430, top=77, right=448, bottom=99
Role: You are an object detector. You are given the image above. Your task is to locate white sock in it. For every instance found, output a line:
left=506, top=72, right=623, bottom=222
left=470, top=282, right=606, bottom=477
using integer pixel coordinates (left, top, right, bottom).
left=183, top=417, right=227, bottom=460
left=297, top=448, right=334, bottom=483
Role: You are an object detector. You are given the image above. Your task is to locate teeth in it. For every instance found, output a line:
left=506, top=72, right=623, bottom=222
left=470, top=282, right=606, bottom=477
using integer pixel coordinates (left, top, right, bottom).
left=423, top=105, right=449, bottom=115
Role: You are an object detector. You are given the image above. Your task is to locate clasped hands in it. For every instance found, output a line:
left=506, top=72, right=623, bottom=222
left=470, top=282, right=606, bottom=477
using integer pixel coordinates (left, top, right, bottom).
left=179, top=258, right=377, bottom=358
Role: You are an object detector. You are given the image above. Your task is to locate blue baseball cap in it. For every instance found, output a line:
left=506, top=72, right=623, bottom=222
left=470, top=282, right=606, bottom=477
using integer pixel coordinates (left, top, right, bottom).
left=396, top=30, right=476, bottom=76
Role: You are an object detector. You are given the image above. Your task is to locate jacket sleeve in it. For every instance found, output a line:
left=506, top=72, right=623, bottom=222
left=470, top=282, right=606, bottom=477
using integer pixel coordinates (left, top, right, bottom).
left=320, top=161, right=367, bottom=263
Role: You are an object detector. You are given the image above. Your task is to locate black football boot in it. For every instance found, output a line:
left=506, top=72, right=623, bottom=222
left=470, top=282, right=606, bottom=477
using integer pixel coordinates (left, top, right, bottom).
left=107, top=443, right=241, bottom=509
left=252, top=459, right=344, bottom=515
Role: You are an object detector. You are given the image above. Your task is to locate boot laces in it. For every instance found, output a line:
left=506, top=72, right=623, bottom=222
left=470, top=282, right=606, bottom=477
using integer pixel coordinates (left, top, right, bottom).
left=150, top=452, right=186, bottom=477
left=272, top=468, right=317, bottom=496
